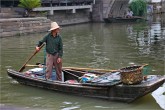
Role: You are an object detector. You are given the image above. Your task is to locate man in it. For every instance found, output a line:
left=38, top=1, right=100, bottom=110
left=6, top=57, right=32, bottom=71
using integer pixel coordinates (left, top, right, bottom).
left=126, top=9, right=134, bottom=18
left=36, top=22, right=63, bottom=81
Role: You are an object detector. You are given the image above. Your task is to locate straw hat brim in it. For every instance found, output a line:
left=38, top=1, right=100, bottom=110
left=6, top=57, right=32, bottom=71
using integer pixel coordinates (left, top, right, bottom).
left=48, top=26, right=60, bottom=31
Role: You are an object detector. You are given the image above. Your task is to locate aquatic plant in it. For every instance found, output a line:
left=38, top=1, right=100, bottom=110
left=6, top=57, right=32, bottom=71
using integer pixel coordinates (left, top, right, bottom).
left=129, top=0, right=147, bottom=16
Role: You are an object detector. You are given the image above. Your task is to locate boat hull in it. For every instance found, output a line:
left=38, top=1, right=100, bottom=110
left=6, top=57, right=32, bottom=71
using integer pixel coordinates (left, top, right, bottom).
left=104, top=17, right=143, bottom=23
left=7, top=69, right=165, bottom=103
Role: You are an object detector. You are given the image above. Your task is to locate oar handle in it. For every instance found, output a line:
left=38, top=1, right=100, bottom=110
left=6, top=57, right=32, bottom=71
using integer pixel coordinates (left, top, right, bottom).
left=37, top=43, right=45, bottom=51
left=139, top=64, right=148, bottom=69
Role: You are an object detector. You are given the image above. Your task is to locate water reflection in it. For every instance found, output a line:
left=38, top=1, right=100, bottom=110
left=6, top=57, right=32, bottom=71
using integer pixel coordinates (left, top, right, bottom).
left=126, top=22, right=164, bottom=58
left=124, top=15, right=165, bottom=74
left=0, top=14, right=165, bottom=110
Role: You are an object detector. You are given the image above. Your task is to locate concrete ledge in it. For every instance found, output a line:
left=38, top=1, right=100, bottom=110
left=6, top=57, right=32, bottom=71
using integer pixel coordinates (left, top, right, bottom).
left=33, top=5, right=92, bottom=15
left=0, top=17, right=49, bottom=22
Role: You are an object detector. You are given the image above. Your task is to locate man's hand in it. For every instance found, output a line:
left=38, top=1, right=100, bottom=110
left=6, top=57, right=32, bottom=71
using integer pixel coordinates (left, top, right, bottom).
left=36, top=46, right=40, bottom=51
left=57, top=58, right=62, bottom=63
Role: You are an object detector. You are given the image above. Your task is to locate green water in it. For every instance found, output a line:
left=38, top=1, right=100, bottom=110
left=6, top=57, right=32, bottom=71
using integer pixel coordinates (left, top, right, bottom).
left=0, top=14, right=164, bottom=110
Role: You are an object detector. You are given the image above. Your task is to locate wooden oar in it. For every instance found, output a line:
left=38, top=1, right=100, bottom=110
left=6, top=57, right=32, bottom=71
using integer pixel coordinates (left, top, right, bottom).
left=63, top=67, right=117, bottom=72
left=25, top=64, right=117, bottom=72
left=63, top=64, right=148, bottom=73
left=18, top=43, right=45, bottom=72
left=26, top=64, right=40, bottom=67
left=25, top=64, right=148, bottom=73
left=26, top=64, right=45, bottom=67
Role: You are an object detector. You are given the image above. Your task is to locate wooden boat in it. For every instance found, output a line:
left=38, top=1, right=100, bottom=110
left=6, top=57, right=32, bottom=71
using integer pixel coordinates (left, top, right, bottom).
left=104, top=16, right=144, bottom=23
left=7, top=66, right=165, bottom=103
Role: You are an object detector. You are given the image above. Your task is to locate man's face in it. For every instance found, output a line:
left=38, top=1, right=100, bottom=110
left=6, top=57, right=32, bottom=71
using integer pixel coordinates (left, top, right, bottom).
left=52, top=28, right=60, bottom=33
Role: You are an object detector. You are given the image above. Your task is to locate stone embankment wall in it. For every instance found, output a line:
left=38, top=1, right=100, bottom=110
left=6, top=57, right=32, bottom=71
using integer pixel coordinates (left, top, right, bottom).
left=92, top=0, right=129, bottom=22
left=0, top=7, right=22, bottom=18
left=162, top=0, right=165, bottom=13
left=0, top=17, right=51, bottom=37
left=92, top=0, right=103, bottom=22
left=1, top=0, right=130, bottom=37
left=48, top=10, right=91, bottom=25
left=0, top=1, right=131, bottom=37
left=0, top=7, right=91, bottom=37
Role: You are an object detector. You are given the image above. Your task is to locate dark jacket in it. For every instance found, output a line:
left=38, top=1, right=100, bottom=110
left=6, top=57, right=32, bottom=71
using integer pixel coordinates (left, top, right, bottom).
left=37, top=33, right=63, bottom=58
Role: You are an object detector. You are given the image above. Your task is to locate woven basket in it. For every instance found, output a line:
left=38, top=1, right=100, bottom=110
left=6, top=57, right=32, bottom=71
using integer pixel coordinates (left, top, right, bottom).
left=120, top=65, right=143, bottom=85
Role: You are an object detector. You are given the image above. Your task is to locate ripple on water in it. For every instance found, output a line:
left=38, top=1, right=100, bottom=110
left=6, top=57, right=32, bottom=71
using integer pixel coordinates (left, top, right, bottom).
left=61, top=106, right=80, bottom=110
left=128, top=62, right=135, bottom=65
left=95, top=106, right=111, bottom=109
left=0, top=104, right=41, bottom=110
left=32, top=97, right=43, bottom=100
left=63, top=102, right=73, bottom=105
left=61, top=102, right=80, bottom=110
left=10, top=80, right=19, bottom=84
left=5, top=66, right=12, bottom=69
